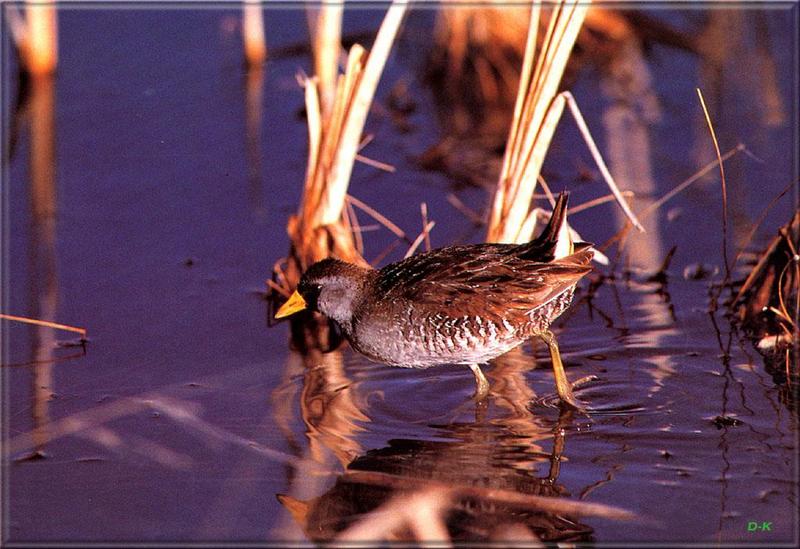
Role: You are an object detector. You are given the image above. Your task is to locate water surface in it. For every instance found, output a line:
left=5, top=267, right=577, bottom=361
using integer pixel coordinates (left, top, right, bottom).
left=3, top=5, right=797, bottom=545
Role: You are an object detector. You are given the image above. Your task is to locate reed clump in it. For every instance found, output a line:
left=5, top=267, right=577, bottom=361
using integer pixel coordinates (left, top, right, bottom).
left=485, top=0, right=642, bottom=246
left=270, top=2, right=407, bottom=349
left=426, top=1, right=528, bottom=142
left=733, top=211, right=799, bottom=386
left=422, top=1, right=690, bottom=190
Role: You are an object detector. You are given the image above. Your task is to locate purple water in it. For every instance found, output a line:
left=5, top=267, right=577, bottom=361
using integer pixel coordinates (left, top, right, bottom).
left=3, top=5, right=797, bottom=545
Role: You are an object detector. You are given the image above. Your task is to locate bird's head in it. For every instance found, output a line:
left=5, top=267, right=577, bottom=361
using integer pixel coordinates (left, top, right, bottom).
left=275, top=258, right=374, bottom=329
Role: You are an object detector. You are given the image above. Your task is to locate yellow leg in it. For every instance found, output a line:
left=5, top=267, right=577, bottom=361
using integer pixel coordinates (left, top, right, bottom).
left=539, top=330, right=584, bottom=410
left=468, top=363, right=490, bottom=400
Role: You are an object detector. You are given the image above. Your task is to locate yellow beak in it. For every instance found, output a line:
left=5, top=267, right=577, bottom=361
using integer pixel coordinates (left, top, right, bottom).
left=275, top=290, right=307, bottom=319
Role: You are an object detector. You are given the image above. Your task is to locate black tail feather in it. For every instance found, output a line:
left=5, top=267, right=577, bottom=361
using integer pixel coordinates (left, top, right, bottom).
left=518, top=193, right=569, bottom=260
left=536, top=192, right=569, bottom=246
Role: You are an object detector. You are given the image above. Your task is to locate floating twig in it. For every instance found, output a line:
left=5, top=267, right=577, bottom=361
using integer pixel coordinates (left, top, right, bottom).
left=0, top=314, right=86, bottom=340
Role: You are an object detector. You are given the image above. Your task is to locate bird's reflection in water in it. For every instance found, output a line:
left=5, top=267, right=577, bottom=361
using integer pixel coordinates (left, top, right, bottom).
left=272, top=337, right=626, bottom=543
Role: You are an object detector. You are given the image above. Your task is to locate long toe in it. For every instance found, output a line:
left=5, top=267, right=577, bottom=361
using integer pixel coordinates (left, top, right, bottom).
left=559, top=376, right=600, bottom=412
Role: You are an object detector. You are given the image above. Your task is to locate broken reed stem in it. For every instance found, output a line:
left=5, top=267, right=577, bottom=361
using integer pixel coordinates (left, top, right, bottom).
left=310, top=1, right=343, bottom=119
left=345, top=198, right=365, bottom=256
left=561, top=92, right=643, bottom=231
left=607, top=144, right=748, bottom=259
left=570, top=191, right=635, bottom=215
left=697, top=88, right=731, bottom=288
left=0, top=314, right=86, bottom=339
left=354, top=153, right=396, bottom=172
left=243, top=0, right=267, bottom=67
left=420, top=203, right=431, bottom=252
left=638, top=144, right=745, bottom=221
left=405, top=221, right=436, bottom=259
left=346, top=194, right=407, bottom=240
left=775, top=261, right=793, bottom=327
left=447, top=193, right=485, bottom=226
left=730, top=180, right=793, bottom=278
left=370, top=239, right=403, bottom=267
left=316, top=2, right=406, bottom=227
left=733, top=222, right=785, bottom=307
left=10, top=1, right=58, bottom=75
left=537, top=176, right=556, bottom=206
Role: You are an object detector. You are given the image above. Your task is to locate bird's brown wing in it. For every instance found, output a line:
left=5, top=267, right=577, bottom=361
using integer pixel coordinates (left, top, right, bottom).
left=378, top=245, right=593, bottom=323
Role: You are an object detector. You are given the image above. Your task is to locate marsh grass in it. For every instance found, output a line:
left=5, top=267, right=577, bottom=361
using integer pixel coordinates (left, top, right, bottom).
left=486, top=0, right=642, bottom=246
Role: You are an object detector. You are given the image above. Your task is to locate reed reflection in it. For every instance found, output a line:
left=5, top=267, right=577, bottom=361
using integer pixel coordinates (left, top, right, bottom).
left=273, top=338, right=632, bottom=543
left=271, top=345, right=369, bottom=541
left=243, top=64, right=265, bottom=219
left=599, top=29, right=682, bottom=397
left=19, top=74, right=58, bottom=459
left=695, top=9, right=787, bottom=252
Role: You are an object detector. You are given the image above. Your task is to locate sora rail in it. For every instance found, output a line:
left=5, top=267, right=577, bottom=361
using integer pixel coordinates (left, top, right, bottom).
left=276, top=193, right=593, bottom=408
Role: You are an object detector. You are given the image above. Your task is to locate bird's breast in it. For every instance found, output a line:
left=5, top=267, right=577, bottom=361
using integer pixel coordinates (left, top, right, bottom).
left=349, top=305, right=523, bottom=368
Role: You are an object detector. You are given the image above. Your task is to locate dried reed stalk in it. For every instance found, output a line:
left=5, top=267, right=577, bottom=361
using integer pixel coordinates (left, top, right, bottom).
left=309, top=2, right=343, bottom=119
left=243, top=0, right=267, bottom=67
left=7, top=1, right=58, bottom=75
left=279, top=2, right=407, bottom=292
left=487, top=0, right=642, bottom=245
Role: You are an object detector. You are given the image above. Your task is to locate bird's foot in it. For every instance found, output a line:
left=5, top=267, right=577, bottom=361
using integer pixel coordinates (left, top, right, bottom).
left=534, top=375, right=598, bottom=413
left=558, top=375, right=599, bottom=412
